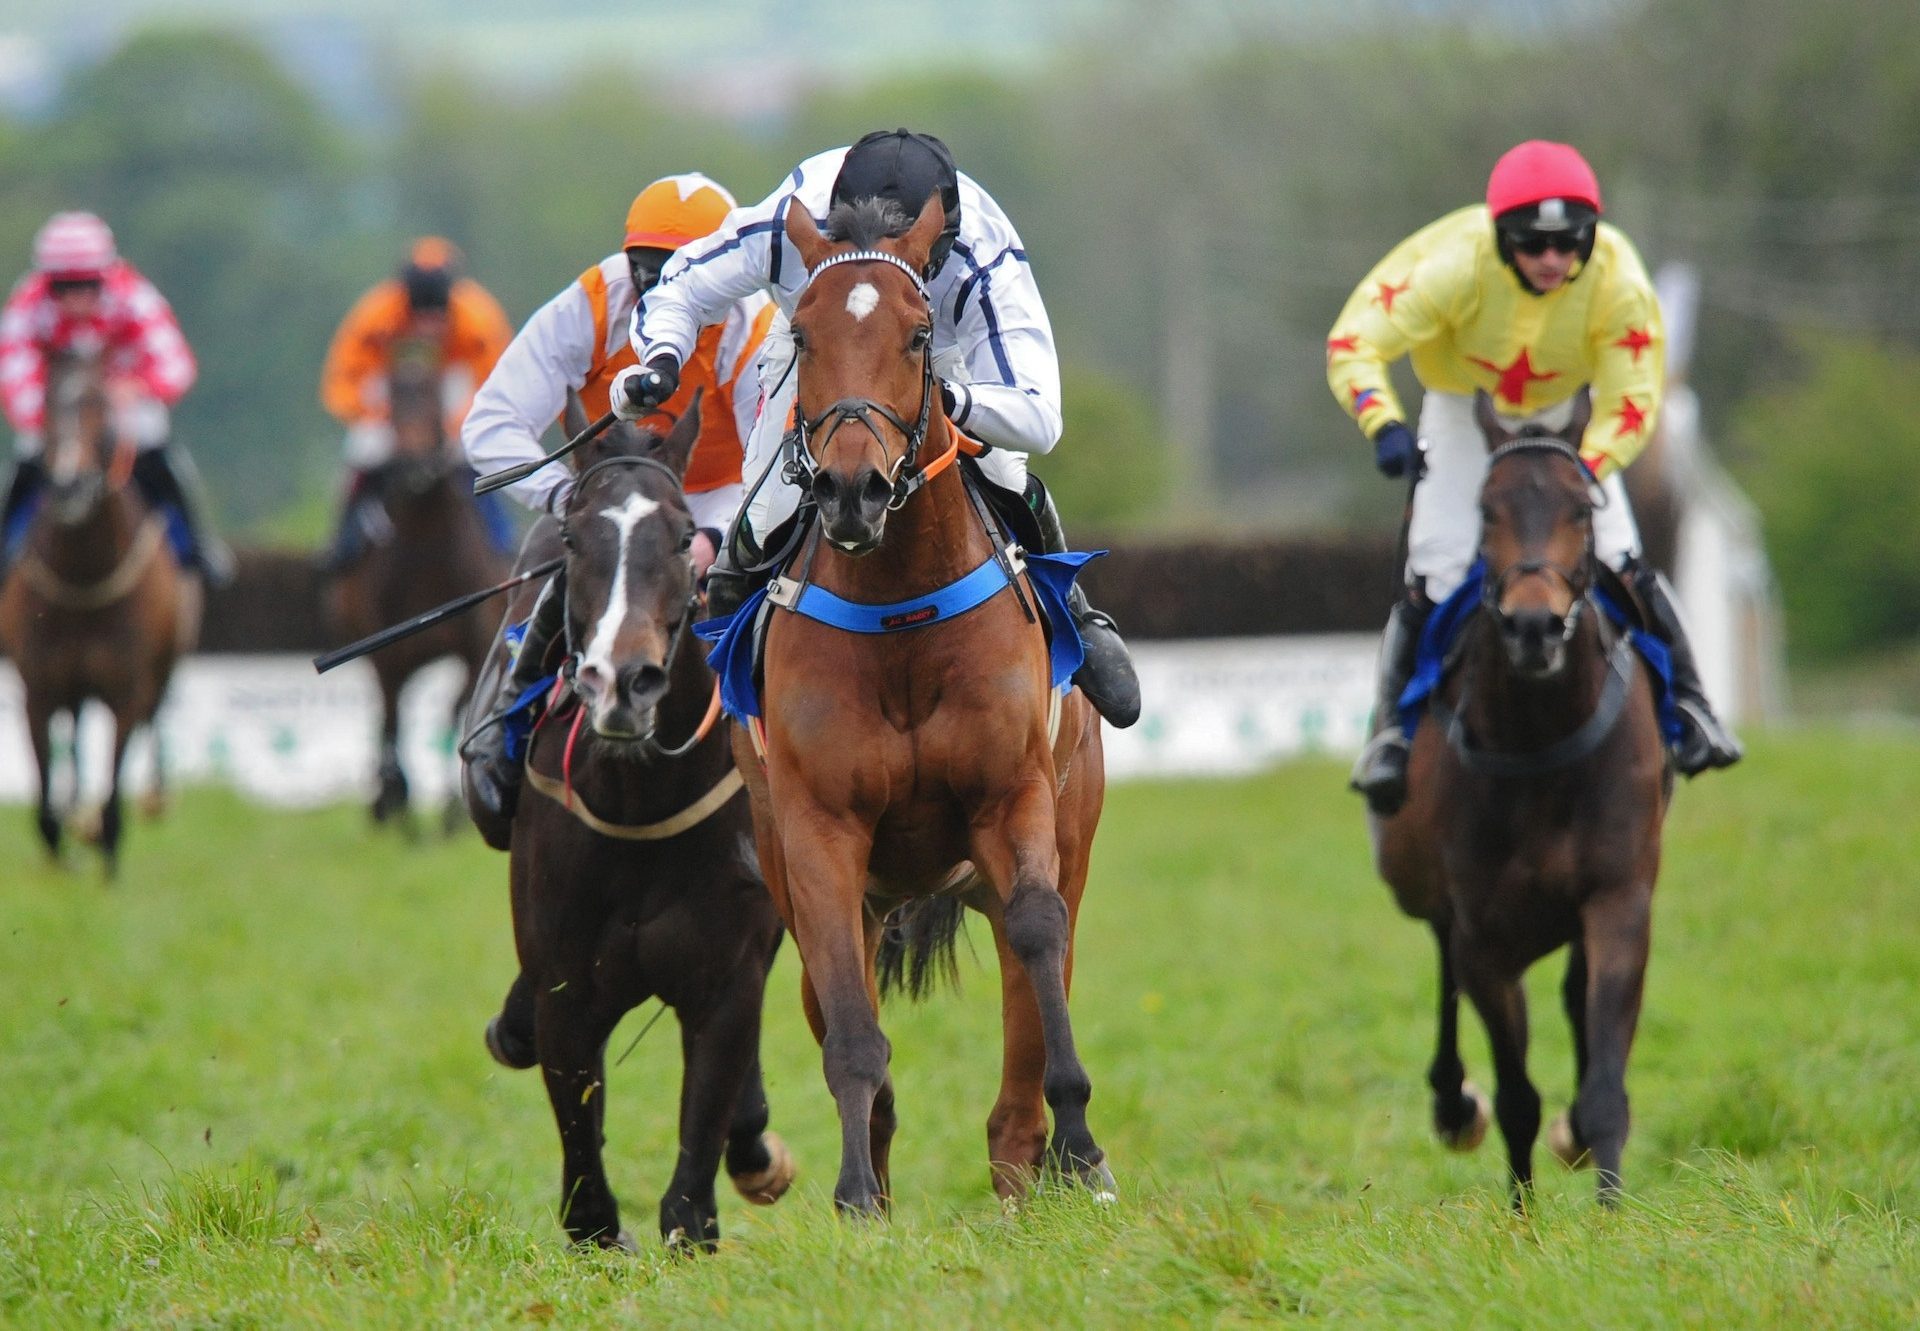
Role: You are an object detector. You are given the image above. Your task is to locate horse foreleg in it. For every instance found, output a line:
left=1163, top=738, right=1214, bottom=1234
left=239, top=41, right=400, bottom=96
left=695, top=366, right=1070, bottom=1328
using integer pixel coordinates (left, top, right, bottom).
left=371, top=669, right=410, bottom=828
left=784, top=821, right=889, bottom=1217
left=1547, top=933, right=1595, bottom=1171
left=1455, top=936, right=1540, bottom=1206
left=534, top=986, right=629, bottom=1250
left=1429, top=920, right=1490, bottom=1151
left=974, top=890, right=1049, bottom=1201
left=98, top=711, right=135, bottom=881
left=725, top=1048, right=795, bottom=1207
left=26, top=699, right=61, bottom=860
left=973, top=781, right=1112, bottom=1198
left=1569, top=888, right=1652, bottom=1204
left=658, top=984, right=762, bottom=1252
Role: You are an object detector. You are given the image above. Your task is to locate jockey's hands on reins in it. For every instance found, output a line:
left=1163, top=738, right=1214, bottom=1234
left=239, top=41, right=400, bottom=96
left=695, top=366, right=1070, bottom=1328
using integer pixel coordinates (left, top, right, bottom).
left=1373, top=422, right=1425, bottom=479
left=611, top=357, right=681, bottom=421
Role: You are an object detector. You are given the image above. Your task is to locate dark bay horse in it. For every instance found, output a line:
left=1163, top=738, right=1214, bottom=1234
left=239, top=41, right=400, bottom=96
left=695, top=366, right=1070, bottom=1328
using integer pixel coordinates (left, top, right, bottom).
left=0, top=350, right=196, bottom=876
left=327, top=341, right=505, bottom=826
left=738, top=197, right=1111, bottom=1215
left=1372, top=389, right=1670, bottom=1204
left=464, top=397, right=793, bottom=1251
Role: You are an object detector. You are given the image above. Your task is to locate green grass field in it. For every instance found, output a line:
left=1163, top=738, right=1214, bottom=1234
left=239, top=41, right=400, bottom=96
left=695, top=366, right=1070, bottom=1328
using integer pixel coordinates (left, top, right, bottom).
left=2, top=733, right=1917, bottom=1327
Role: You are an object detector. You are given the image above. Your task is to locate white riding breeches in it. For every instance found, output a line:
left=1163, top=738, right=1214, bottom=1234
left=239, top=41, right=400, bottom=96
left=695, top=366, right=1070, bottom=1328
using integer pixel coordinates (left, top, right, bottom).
left=737, top=312, right=1028, bottom=544
left=20, top=397, right=169, bottom=459
left=685, top=482, right=742, bottom=534
left=1406, top=390, right=1641, bottom=602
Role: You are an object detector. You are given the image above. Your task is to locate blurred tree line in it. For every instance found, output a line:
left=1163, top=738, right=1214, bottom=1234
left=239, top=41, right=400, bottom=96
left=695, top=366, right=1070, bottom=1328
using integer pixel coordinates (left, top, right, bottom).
left=1, top=0, right=1914, bottom=656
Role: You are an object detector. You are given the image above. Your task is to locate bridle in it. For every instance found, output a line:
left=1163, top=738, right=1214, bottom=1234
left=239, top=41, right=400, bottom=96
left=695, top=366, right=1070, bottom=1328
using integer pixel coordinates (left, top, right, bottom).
left=1478, top=436, right=1599, bottom=645
left=557, top=453, right=709, bottom=759
left=780, top=249, right=954, bottom=511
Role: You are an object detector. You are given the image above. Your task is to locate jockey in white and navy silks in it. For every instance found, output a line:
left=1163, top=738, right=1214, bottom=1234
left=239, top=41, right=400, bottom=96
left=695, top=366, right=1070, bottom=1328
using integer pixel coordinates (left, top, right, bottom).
left=609, top=129, right=1139, bottom=729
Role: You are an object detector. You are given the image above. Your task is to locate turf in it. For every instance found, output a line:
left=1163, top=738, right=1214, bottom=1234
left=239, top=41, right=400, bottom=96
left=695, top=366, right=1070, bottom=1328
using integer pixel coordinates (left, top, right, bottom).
left=1, top=732, right=1916, bottom=1327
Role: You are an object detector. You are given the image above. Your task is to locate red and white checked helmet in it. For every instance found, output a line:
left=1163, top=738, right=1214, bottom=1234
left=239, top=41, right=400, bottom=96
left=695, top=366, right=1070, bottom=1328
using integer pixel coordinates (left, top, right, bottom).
left=32, top=211, right=118, bottom=279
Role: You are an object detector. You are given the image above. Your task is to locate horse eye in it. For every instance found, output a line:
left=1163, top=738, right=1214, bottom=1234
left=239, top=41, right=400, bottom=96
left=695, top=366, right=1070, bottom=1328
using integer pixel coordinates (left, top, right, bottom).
left=790, top=328, right=808, bottom=353
left=909, top=325, right=932, bottom=352
left=560, top=527, right=577, bottom=551
left=677, top=529, right=694, bottom=554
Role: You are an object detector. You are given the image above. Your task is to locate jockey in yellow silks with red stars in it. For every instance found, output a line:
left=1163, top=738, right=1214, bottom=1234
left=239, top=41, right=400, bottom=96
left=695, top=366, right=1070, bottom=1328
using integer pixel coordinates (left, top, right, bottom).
left=1330, top=140, right=1741, bottom=813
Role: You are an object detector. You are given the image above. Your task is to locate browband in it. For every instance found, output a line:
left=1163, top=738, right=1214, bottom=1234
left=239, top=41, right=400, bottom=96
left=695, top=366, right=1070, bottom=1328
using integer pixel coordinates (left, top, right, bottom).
left=806, top=249, right=928, bottom=301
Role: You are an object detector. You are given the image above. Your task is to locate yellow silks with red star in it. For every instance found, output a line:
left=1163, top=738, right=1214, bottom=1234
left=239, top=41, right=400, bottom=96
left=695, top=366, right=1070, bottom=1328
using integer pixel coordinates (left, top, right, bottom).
left=1326, top=205, right=1665, bottom=479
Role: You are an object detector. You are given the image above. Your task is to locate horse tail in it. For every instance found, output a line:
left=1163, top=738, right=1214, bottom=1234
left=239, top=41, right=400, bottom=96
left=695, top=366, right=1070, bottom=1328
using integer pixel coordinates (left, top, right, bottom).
left=876, top=892, right=970, bottom=1002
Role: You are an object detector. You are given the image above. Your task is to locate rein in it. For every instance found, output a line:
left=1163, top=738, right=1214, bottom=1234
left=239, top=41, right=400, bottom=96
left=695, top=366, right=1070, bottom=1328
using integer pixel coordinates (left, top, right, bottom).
left=16, top=514, right=166, bottom=610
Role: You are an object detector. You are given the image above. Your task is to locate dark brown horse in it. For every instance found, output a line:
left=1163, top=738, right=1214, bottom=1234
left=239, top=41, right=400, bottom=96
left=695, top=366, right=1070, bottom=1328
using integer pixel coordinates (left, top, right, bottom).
left=464, top=398, right=793, bottom=1251
left=736, top=196, right=1111, bottom=1215
left=0, top=350, right=196, bottom=876
left=327, top=340, right=505, bottom=826
left=1372, top=389, right=1670, bottom=1204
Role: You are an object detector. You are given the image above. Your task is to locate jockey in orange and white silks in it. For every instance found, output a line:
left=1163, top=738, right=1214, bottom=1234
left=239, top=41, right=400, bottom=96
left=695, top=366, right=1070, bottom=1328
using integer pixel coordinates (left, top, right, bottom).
left=462, top=173, right=774, bottom=547
left=610, top=129, right=1138, bottom=731
left=460, top=173, right=779, bottom=829
left=0, top=211, right=230, bottom=582
left=1335, top=141, right=1740, bottom=811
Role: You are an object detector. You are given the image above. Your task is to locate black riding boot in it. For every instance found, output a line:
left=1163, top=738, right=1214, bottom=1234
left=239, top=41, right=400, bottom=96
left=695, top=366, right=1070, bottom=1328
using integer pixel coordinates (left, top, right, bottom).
left=1023, top=477, right=1142, bottom=728
left=1349, top=592, right=1431, bottom=816
left=1, top=457, right=46, bottom=574
left=131, top=446, right=235, bottom=586
left=703, top=540, right=755, bottom=621
left=1626, top=558, right=1743, bottom=775
left=462, top=574, right=568, bottom=823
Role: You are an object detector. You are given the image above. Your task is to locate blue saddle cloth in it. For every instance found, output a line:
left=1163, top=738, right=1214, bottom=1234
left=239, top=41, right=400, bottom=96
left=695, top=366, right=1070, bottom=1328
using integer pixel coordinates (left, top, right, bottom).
left=3, top=482, right=196, bottom=567
left=693, top=549, right=1100, bottom=722
left=1397, top=559, right=1682, bottom=745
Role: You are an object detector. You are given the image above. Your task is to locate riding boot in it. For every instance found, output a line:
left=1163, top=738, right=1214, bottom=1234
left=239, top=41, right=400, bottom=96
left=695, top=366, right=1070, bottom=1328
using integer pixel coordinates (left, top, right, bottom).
left=320, top=470, right=388, bottom=576
left=1625, top=558, right=1744, bottom=775
left=1, top=457, right=47, bottom=574
left=131, top=446, right=235, bottom=587
left=705, top=510, right=802, bottom=622
left=1024, top=476, right=1141, bottom=728
left=1349, top=592, right=1431, bottom=816
left=462, top=573, right=568, bottom=824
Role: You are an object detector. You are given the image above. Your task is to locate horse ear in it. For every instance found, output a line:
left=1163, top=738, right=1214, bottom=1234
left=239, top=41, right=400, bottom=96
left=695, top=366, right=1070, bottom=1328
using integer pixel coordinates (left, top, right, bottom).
left=651, top=387, right=703, bottom=479
left=898, top=195, right=945, bottom=272
left=1563, top=386, right=1593, bottom=447
left=563, top=387, right=590, bottom=441
left=784, top=203, right=830, bottom=273
left=1472, top=389, right=1509, bottom=449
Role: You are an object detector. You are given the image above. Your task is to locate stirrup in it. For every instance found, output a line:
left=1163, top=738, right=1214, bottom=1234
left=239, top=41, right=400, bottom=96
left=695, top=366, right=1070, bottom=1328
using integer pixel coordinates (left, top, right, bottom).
left=1350, top=728, right=1411, bottom=815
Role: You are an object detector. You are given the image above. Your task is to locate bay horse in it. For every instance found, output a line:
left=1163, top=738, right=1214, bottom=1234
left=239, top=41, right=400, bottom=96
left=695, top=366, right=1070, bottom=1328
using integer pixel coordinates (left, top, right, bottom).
left=464, top=395, right=793, bottom=1251
left=737, top=196, right=1112, bottom=1215
left=1371, top=389, right=1670, bottom=1204
left=326, top=339, right=505, bottom=826
left=0, top=349, right=196, bottom=876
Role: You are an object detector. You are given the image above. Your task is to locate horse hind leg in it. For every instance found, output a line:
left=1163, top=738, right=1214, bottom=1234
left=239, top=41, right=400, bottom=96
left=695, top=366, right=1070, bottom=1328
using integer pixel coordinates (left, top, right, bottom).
left=27, top=700, right=62, bottom=860
left=96, top=711, right=137, bottom=881
left=1548, top=935, right=1595, bottom=1171
left=370, top=668, right=412, bottom=829
left=975, top=889, right=1050, bottom=1202
left=1428, top=921, right=1491, bottom=1152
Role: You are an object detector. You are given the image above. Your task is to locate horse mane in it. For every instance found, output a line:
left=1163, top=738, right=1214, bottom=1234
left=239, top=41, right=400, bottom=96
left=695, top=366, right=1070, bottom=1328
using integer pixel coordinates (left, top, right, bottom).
left=824, top=196, right=912, bottom=250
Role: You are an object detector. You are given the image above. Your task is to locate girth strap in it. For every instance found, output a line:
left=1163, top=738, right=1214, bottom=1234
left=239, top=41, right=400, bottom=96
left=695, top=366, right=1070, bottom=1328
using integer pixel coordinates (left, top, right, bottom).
left=1429, top=636, right=1639, bottom=779
left=524, top=764, right=745, bottom=841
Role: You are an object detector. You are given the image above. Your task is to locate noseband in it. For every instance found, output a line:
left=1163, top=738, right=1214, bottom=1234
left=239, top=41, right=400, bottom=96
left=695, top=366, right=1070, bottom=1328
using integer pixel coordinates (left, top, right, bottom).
left=1479, top=437, right=1598, bottom=644
left=782, top=249, right=947, bottom=511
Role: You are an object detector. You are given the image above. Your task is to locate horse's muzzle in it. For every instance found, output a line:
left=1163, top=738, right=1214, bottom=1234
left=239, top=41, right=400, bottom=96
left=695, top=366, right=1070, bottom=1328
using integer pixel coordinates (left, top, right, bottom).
left=576, top=659, right=669, bottom=739
left=811, top=466, right=891, bottom=554
left=1499, top=606, right=1571, bottom=679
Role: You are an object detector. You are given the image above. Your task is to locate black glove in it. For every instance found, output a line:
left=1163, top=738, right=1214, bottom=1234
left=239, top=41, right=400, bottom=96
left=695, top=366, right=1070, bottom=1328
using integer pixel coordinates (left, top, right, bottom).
left=1372, top=422, right=1423, bottom=479
left=622, top=355, right=681, bottom=412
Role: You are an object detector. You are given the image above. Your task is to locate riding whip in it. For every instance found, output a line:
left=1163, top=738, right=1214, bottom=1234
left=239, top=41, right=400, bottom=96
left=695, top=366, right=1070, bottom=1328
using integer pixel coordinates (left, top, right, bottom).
left=311, top=556, right=565, bottom=674
left=473, top=409, right=618, bottom=496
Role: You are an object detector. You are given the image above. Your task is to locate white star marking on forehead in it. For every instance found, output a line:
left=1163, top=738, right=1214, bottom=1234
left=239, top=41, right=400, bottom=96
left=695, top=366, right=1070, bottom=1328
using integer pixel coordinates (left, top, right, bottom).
left=845, top=282, right=880, bottom=321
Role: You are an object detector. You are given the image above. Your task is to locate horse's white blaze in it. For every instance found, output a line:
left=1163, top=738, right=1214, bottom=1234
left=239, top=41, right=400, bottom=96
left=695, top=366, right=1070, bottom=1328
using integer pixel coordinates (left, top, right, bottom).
left=580, top=493, right=661, bottom=688
left=845, top=282, right=879, bottom=321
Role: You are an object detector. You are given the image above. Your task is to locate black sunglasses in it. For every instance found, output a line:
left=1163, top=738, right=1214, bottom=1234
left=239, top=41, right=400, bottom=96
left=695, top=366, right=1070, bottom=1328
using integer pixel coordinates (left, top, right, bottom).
left=49, top=277, right=104, bottom=296
left=1507, top=227, right=1590, bottom=257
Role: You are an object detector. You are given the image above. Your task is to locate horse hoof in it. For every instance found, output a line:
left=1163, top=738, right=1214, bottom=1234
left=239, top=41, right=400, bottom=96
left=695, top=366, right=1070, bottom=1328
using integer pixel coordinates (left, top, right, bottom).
left=594, top=1229, right=639, bottom=1254
left=730, top=1132, right=795, bottom=1206
left=71, top=805, right=103, bottom=845
left=484, top=1015, right=537, bottom=1071
left=1548, top=1112, right=1592, bottom=1170
left=1081, top=1159, right=1119, bottom=1205
left=137, top=790, right=169, bottom=820
left=1437, top=1082, right=1491, bottom=1153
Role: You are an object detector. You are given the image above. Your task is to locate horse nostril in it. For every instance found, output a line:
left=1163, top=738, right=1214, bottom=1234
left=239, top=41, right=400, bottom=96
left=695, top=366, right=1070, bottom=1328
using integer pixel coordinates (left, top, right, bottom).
left=575, top=661, right=613, bottom=702
left=811, top=472, right=840, bottom=508
left=619, top=662, right=668, bottom=708
left=860, top=469, right=893, bottom=510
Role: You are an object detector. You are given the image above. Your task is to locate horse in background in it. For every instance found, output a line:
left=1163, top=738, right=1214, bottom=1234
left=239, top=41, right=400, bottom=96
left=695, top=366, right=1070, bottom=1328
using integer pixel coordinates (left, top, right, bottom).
left=325, top=338, right=506, bottom=828
left=464, top=394, right=793, bottom=1252
left=1372, top=389, right=1670, bottom=1204
left=0, top=349, right=197, bottom=876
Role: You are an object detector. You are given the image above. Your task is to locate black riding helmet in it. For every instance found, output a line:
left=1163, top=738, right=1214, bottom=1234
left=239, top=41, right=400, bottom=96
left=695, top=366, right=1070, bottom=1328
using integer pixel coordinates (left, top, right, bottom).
left=830, top=128, right=962, bottom=279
